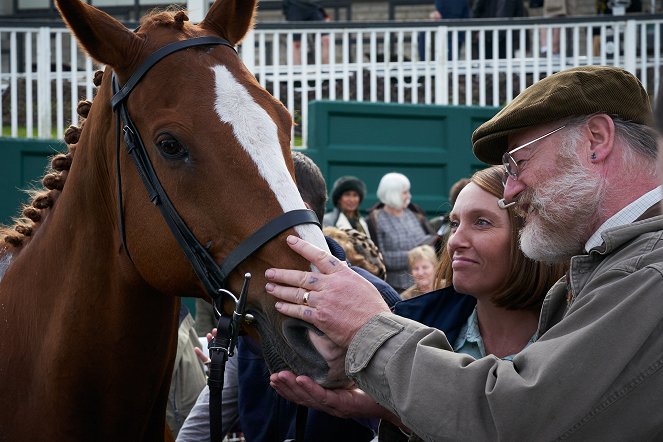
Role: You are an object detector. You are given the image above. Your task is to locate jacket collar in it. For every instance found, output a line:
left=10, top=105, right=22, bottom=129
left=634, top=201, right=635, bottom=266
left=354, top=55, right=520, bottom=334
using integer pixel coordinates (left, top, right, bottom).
left=539, top=213, right=663, bottom=334
left=589, top=210, right=662, bottom=256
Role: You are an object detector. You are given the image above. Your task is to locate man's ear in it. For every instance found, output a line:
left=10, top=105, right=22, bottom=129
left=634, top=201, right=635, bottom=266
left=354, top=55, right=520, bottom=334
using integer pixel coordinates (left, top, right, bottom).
left=586, top=114, right=615, bottom=163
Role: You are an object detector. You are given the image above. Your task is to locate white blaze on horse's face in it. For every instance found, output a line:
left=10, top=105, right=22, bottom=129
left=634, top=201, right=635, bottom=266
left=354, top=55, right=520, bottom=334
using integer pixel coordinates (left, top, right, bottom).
left=211, top=65, right=329, bottom=255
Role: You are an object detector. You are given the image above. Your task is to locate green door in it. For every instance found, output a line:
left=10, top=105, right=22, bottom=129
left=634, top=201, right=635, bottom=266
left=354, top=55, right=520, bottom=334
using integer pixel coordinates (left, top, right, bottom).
left=302, top=101, right=499, bottom=218
left=0, top=137, right=67, bottom=225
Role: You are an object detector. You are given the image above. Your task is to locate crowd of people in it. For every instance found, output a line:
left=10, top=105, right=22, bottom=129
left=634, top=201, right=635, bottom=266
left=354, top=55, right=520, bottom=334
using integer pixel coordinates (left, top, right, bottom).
left=282, top=0, right=642, bottom=63
left=170, top=65, right=663, bottom=441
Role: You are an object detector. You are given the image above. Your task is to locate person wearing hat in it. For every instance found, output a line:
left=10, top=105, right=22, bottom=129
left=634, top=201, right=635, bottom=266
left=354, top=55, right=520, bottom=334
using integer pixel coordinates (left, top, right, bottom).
left=264, top=65, right=663, bottom=439
left=323, top=176, right=371, bottom=239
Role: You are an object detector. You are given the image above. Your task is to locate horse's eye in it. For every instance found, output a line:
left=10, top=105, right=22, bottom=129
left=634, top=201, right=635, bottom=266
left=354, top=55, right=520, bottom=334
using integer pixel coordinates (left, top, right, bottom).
left=156, top=134, right=187, bottom=160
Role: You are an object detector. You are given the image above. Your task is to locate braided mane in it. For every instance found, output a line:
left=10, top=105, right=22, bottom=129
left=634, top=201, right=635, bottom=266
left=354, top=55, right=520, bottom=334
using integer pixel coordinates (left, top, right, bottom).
left=0, top=73, right=99, bottom=250
left=0, top=9, right=193, bottom=252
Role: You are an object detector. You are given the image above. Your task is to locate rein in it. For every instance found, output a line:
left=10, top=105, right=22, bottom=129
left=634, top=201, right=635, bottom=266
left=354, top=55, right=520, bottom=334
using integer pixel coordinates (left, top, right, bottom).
left=110, top=36, right=318, bottom=442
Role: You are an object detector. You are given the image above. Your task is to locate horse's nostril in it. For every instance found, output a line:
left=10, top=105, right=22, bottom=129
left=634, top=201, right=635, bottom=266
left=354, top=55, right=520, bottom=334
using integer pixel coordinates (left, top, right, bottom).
left=282, top=319, right=325, bottom=362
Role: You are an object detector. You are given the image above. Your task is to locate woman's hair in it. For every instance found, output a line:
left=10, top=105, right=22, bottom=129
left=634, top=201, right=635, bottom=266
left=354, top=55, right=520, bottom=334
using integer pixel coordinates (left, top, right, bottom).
left=376, top=172, right=410, bottom=209
left=407, top=244, right=438, bottom=269
left=434, top=165, right=567, bottom=311
left=448, top=178, right=471, bottom=206
left=657, top=80, right=663, bottom=135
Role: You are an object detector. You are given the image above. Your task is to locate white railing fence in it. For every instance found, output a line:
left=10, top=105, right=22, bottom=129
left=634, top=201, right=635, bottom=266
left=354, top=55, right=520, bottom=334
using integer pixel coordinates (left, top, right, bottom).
left=1, top=15, right=662, bottom=146
left=0, top=25, right=95, bottom=140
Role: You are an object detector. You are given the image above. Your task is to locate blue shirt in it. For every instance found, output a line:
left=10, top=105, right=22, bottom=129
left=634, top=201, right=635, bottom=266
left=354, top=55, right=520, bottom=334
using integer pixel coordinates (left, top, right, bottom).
left=453, top=307, right=536, bottom=361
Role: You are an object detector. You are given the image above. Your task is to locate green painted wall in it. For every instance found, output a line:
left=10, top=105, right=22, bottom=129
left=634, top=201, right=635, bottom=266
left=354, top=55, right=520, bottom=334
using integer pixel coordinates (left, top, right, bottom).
left=301, top=100, right=499, bottom=218
left=0, top=137, right=67, bottom=225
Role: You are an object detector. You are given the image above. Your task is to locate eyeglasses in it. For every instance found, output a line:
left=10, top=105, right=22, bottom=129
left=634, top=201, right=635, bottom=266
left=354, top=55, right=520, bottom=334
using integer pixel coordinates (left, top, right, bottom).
left=501, top=125, right=566, bottom=185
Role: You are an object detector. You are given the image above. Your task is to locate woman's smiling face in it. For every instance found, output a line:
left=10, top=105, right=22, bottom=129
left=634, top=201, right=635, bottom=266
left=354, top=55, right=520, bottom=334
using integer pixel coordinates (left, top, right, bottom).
left=446, top=182, right=512, bottom=298
left=411, top=257, right=436, bottom=292
left=339, top=190, right=360, bottom=214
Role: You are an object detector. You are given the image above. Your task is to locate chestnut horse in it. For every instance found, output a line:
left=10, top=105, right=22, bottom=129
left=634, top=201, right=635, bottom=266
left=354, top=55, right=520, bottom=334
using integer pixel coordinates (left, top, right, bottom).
left=0, top=0, right=345, bottom=439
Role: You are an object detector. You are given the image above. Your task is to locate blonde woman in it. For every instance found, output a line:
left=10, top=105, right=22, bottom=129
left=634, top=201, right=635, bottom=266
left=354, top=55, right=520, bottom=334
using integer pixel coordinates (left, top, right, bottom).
left=400, top=245, right=439, bottom=300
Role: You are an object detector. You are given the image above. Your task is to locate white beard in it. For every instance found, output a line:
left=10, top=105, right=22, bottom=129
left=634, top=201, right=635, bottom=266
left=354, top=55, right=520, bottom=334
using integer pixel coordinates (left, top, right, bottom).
left=519, top=148, right=604, bottom=264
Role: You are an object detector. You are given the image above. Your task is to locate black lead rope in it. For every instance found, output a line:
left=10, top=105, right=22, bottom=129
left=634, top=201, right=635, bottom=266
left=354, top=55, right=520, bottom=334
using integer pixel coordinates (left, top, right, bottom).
left=295, top=405, right=309, bottom=442
left=109, top=36, right=319, bottom=442
left=209, top=273, right=251, bottom=442
left=283, top=406, right=308, bottom=442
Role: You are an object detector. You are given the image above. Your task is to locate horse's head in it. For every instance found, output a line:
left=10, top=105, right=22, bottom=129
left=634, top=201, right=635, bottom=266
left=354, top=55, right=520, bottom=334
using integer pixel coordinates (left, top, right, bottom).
left=54, top=0, right=349, bottom=388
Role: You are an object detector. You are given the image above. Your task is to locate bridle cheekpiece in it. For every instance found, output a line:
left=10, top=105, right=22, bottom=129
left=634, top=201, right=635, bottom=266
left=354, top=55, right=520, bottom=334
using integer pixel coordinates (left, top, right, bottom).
left=110, top=35, right=320, bottom=442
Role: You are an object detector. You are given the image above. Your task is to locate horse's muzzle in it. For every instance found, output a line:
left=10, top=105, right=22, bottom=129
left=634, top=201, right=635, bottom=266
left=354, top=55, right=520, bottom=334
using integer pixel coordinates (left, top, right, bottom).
left=281, top=318, right=352, bottom=389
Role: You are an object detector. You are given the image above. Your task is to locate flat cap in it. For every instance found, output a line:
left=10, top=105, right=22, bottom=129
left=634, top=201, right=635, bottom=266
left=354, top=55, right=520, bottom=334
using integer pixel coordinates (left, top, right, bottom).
left=472, top=66, right=653, bottom=164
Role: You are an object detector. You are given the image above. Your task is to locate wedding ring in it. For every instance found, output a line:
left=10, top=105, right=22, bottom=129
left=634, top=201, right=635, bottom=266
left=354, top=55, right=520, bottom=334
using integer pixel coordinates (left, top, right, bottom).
left=302, top=291, right=310, bottom=306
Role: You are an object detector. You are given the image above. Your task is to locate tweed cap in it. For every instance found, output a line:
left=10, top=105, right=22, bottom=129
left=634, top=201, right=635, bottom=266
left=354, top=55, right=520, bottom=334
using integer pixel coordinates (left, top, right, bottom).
left=331, top=176, right=367, bottom=207
left=472, top=66, right=653, bottom=164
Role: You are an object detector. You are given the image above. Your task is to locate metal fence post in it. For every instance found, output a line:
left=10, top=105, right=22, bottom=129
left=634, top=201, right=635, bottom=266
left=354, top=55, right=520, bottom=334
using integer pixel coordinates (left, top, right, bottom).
left=623, top=19, right=637, bottom=74
left=240, top=29, right=256, bottom=74
left=37, top=27, right=52, bottom=139
left=187, top=0, right=209, bottom=23
left=10, top=31, right=18, bottom=138
left=434, top=25, right=448, bottom=105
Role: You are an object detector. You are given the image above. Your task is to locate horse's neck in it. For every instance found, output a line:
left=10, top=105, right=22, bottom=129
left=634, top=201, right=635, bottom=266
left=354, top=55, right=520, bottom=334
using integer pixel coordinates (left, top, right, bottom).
left=3, top=185, right=177, bottom=319
left=0, top=136, right=179, bottom=438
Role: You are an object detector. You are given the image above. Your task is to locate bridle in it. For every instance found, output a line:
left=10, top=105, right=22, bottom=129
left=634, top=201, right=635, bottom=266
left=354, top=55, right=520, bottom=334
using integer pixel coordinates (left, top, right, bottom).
left=110, top=36, right=319, bottom=441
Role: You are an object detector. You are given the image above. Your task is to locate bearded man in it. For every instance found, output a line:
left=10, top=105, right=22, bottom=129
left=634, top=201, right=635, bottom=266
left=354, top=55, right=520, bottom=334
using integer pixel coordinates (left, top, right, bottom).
left=264, top=66, right=663, bottom=440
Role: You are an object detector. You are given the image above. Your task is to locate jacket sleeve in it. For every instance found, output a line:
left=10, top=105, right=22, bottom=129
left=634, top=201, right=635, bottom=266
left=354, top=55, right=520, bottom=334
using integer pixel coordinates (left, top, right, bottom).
left=193, top=297, right=216, bottom=336
left=177, top=354, right=240, bottom=442
left=346, top=265, right=663, bottom=441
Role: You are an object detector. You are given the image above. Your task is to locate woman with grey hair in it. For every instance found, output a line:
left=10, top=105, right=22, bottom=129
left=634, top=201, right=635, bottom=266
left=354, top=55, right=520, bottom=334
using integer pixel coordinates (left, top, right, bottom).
left=367, top=172, right=436, bottom=293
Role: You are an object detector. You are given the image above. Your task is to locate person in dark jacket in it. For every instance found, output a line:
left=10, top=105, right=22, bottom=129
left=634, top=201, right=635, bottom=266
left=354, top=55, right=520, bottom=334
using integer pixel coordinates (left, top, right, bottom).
left=472, top=0, right=526, bottom=58
left=283, top=0, right=330, bottom=64
left=418, top=0, right=470, bottom=60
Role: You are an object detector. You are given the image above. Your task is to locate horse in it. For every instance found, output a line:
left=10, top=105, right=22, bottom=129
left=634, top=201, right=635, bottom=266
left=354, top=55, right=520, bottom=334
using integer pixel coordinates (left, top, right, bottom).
left=0, top=0, right=347, bottom=439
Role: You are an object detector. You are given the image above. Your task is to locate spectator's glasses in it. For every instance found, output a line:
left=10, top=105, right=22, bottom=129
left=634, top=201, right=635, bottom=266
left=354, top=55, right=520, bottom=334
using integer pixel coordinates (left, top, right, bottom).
left=501, top=125, right=566, bottom=185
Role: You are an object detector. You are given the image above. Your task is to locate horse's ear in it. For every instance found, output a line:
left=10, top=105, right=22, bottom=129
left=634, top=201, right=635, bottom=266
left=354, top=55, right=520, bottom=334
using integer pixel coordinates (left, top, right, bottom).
left=199, top=0, right=258, bottom=45
left=55, top=0, right=141, bottom=70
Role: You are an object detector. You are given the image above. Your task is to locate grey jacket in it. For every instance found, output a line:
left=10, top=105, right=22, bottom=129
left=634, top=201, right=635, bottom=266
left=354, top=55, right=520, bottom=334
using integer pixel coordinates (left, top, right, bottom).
left=346, top=215, right=663, bottom=441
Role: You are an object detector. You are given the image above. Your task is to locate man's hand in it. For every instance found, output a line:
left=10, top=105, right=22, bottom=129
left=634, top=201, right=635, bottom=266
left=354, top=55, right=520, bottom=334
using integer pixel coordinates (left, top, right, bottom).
left=269, top=370, right=396, bottom=421
left=265, top=235, right=391, bottom=349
